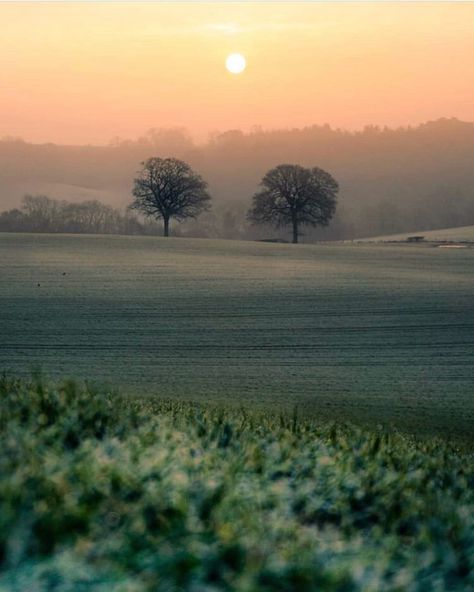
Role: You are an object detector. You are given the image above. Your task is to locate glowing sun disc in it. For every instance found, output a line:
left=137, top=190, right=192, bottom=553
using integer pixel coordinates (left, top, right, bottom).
left=226, top=53, right=246, bottom=74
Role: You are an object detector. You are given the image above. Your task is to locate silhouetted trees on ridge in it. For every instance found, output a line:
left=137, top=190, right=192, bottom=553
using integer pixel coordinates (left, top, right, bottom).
left=130, top=158, right=211, bottom=237
left=1, top=118, right=474, bottom=240
left=247, top=164, right=338, bottom=243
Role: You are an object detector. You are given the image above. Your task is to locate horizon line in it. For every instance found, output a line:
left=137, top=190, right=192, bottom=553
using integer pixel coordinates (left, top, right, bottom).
left=2, top=116, right=472, bottom=149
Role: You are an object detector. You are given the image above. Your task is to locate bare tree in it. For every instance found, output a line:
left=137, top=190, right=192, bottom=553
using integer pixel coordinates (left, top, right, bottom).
left=129, top=157, right=211, bottom=237
left=21, top=194, right=65, bottom=232
left=247, top=164, right=338, bottom=243
left=62, top=200, right=122, bottom=234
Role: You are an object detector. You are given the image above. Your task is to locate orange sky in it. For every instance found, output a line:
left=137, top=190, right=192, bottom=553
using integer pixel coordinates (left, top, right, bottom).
left=1, top=2, right=473, bottom=145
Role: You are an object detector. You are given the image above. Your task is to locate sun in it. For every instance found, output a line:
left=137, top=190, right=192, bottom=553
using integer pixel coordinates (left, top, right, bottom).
left=226, top=53, right=246, bottom=74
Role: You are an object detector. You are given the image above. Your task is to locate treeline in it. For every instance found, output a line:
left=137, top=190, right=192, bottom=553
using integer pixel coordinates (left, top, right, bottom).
left=0, top=194, right=259, bottom=239
left=0, top=195, right=160, bottom=236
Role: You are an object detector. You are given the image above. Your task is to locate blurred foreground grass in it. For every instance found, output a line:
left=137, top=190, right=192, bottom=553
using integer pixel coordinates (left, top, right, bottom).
left=0, top=375, right=473, bottom=591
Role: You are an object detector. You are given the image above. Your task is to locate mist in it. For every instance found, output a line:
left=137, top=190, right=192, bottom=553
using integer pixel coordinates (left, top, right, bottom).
left=1, top=118, right=474, bottom=241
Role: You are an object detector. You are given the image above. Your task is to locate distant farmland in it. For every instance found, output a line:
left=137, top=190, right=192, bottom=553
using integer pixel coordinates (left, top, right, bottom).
left=1, top=233, right=473, bottom=437
left=355, top=224, right=474, bottom=244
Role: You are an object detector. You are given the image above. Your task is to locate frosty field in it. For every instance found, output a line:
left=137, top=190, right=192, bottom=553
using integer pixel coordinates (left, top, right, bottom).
left=1, top=233, right=473, bottom=437
left=356, top=224, right=474, bottom=244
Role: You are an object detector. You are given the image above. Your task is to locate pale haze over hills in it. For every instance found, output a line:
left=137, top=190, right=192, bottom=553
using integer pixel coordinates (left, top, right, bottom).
left=1, top=2, right=474, bottom=240
left=1, top=119, right=474, bottom=240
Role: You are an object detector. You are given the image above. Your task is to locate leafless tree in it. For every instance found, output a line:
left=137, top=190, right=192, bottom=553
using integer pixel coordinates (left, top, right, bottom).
left=21, top=194, right=65, bottom=232
left=247, top=164, right=338, bottom=243
left=129, top=157, right=211, bottom=237
left=62, top=200, right=122, bottom=234
left=0, top=195, right=151, bottom=235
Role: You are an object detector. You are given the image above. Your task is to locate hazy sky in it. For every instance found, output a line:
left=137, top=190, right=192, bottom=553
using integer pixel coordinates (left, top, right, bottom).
left=1, top=2, right=473, bottom=145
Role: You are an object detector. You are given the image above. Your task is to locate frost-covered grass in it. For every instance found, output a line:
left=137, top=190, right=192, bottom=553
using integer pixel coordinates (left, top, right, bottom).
left=355, top=224, right=474, bottom=243
left=1, top=233, right=474, bottom=437
left=0, top=375, right=473, bottom=591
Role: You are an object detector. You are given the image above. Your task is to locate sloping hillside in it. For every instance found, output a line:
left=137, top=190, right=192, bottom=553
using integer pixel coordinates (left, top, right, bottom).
left=355, top=225, right=474, bottom=243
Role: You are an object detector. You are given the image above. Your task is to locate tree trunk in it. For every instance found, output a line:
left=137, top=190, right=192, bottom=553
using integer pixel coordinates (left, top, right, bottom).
left=292, top=217, right=298, bottom=244
left=163, top=217, right=170, bottom=237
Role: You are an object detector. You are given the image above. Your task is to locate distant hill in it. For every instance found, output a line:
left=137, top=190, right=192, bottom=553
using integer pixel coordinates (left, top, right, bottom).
left=1, top=118, right=474, bottom=241
left=355, top=225, right=474, bottom=243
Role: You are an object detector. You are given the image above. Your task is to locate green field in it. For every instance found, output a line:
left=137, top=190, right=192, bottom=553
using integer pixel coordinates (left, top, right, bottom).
left=1, top=233, right=473, bottom=437
left=0, top=376, right=473, bottom=591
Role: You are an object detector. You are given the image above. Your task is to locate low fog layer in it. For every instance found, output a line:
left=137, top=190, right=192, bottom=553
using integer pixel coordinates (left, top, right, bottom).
left=1, top=118, right=473, bottom=241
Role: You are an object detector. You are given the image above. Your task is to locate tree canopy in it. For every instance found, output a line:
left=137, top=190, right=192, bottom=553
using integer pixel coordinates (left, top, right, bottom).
left=247, top=164, right=338, bottom=243
left=129, top=157, right=211, bottom=236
